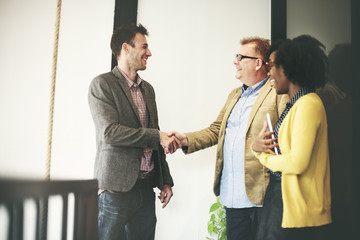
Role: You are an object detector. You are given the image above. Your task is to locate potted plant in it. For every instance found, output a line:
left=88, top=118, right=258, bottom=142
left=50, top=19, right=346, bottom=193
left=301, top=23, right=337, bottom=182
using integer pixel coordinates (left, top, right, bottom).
left=206, top=197, right=227, bottom=240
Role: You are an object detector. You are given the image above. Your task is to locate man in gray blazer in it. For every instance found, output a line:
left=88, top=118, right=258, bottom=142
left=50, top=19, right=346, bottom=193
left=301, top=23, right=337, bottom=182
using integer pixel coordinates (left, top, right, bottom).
left=88, top=24, right=178, bottom=240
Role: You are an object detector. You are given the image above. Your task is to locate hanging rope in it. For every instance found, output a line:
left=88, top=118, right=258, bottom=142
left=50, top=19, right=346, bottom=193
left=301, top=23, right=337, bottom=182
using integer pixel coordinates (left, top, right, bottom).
left=46, top=0, right=62, bottom=180
left=41, top=1, right=62, bottom=239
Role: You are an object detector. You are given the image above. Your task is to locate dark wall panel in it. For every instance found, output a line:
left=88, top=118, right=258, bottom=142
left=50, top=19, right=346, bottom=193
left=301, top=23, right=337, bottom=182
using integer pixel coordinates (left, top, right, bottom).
left=111, top=0, right=138, bottom=69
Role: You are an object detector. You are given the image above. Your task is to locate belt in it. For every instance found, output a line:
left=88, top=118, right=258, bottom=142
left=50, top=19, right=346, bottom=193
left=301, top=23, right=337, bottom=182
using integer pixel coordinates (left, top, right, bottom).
left=105, top=176, right=156, bottom=194
left=133, top=176, right=156, bottom=189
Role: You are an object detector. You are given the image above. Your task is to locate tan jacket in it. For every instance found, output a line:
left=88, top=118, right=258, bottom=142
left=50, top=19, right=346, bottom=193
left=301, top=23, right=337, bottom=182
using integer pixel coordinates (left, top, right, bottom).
left=184, top=79, right=288, bottom=205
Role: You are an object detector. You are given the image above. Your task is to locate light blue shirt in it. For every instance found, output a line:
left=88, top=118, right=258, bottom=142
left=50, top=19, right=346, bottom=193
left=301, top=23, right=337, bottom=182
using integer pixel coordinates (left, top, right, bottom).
left=220, top=77, right=268, bottom=208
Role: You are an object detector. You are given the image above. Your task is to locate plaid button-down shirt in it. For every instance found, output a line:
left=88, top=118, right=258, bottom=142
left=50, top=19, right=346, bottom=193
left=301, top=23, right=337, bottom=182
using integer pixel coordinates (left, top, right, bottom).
left=118, top=67, right=154, bottom=179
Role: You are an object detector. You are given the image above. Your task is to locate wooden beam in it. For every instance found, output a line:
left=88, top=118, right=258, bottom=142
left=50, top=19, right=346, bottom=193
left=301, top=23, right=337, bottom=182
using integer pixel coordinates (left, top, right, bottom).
left=271, top=0, right=287, bottom=42
left=112, top=0, right=139, bottom=69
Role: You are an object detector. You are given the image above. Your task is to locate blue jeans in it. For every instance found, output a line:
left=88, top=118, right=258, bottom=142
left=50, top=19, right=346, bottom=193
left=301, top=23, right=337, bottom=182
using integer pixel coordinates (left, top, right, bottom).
left=98, top=187, right=156, bottom=240
left=226, top=207, right=262, bottom=240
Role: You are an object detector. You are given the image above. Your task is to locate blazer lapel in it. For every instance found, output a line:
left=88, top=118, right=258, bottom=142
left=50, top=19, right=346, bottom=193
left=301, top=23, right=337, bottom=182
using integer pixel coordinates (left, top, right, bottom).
left=245, top=79, right=272, bottom=132
left=217, top=87, right=242, bottom=145
left=223, top=88, right=243, bottom=123
left=112, top=67, right=142, bottom=125
left=141, top=83, right=156, bottom=128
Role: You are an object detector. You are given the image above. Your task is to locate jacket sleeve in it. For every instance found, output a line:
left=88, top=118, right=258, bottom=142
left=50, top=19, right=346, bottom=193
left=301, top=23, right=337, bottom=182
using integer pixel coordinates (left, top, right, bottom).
left=158, top=145, right=174, bottom=187
left=184, top=88, right=239, bottom=154
left=88, top=76, right=160, bottom=149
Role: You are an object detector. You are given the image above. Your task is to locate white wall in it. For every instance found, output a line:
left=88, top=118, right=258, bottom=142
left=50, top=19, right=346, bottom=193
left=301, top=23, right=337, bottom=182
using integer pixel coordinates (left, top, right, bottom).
left=0, top=0, right=270, bottom=239
left=137, top=1, right=270, bottom=239
left=0, top=0, right=114, bottom=179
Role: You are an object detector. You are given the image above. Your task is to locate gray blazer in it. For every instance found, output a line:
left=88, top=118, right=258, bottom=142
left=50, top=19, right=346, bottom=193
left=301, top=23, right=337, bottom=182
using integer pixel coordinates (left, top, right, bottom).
left=88, top=67, right=174, bottom=192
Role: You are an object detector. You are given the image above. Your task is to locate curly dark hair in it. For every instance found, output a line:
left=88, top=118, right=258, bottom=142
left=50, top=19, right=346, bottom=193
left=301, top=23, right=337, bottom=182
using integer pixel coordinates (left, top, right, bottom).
left=268, top=35, right=328, bottom=90
left=110, top=24, right=149, bottom=59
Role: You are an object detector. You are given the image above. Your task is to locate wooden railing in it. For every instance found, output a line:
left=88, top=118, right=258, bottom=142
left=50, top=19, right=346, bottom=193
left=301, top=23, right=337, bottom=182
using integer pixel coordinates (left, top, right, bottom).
left=0, top=179, right=98, bottom=240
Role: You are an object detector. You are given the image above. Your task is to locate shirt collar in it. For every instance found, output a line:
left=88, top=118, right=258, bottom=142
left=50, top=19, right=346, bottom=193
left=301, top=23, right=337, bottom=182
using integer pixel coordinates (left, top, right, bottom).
left=117, top=66, right=143, bottom=88
left=241, top=76, right=269, bottom=93
left=286, top=87, right=314, bottom=108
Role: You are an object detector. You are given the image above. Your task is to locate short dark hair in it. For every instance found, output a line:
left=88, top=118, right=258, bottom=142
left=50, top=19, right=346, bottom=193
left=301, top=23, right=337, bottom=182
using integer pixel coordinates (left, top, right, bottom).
left=110, top=24, right=149, bottom=59
left=269, top=35, right=328, bottom=90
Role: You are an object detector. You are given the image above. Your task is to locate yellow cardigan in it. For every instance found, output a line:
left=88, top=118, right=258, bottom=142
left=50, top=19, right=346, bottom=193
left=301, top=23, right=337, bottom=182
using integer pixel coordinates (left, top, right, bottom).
left=254, top=93, right=332, bottom=228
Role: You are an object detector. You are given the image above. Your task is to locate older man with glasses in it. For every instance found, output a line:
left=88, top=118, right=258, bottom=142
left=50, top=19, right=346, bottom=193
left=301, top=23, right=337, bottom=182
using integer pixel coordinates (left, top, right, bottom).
left=169, top=37, right=288, bottom=240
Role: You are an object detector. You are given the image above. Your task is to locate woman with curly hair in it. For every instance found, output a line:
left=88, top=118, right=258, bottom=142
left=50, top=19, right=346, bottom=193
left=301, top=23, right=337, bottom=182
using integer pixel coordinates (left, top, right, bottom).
left=251, top=35, right=332, bottom=240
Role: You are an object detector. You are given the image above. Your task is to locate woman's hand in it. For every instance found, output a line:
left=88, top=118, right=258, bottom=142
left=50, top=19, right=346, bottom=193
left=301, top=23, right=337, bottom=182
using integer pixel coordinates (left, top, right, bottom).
left=252, top=120, right=278, bottom=155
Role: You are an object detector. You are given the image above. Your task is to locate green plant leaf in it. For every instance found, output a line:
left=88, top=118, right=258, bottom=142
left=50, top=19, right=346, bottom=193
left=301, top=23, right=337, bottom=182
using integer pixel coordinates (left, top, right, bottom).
left=209, top=202, right=221, bottom=213
left=207, top=223, right=214, bottom=234
left=207, top=197, right=227, bottom=240
left=220, top=230, right=227, bottom=240
left=217, top=210, right=224, bottom=218
left=221, top=220, right=226, bottom=227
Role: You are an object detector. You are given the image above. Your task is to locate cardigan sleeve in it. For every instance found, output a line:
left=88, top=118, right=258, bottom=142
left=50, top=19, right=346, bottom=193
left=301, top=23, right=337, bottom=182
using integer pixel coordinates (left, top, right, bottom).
left=256, top=96, right=325, bottom=175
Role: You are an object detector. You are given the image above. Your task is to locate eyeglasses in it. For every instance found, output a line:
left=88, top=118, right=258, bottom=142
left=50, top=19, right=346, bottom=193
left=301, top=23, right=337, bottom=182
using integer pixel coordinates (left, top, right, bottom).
left=235, top=54, right=259, bottom=62
left=265, top=61, right=275, bottom=69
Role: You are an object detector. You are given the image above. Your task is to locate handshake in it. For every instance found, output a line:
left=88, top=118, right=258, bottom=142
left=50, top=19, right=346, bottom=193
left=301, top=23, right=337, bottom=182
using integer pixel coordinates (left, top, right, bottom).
left=159, top=131, right=188, bottom=154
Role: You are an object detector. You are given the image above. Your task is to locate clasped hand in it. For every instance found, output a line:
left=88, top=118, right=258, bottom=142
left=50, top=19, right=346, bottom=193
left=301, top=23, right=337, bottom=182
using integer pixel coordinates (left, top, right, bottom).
left=159, top=131, right=188, bottom=154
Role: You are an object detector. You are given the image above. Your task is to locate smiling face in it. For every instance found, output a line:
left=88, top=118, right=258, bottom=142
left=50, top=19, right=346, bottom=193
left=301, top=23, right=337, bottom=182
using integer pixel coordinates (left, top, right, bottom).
left=233, top=43, right=262, bottom=86
left=268, top=51, right=290, bottom=95
left=127, top=33, right=152, bottom=72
